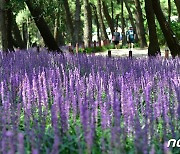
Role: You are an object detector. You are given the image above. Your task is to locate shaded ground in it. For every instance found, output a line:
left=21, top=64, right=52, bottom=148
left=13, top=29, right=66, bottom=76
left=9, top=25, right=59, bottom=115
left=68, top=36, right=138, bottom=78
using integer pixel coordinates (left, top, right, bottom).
left=59, top=46, right=170, bottom=58
left=95, top=48, right=168, bottom=58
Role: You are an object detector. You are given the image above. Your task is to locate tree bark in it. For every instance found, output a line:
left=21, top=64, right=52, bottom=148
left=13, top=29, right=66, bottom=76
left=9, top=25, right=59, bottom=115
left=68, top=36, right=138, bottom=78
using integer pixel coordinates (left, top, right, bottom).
left=145, top=0, right=160, bottom=56
left=174, top=0, right=180, bottom=21
left=0, top=0, right=14, bottom=52
left=74, top=0, right=81, bottom=44
left=152, top=0, right=180, bottom=57
left=12, top=14, right=26, bottom=49
left=88, top=4, right=93, bottom=45
left=91, top=4, right=101, bottom=44
left=168, top=0, right=171, bottom=24
left=115, top=14, right=120, bottom=32
left=134, top=0, right=147, bottom=48
left=22, top=21, right=28, bottom=48
left=102, top=1, right=114, bottom=34
left=121, top=0, right=126, bottom=45
left=111, top=1, right=114, bottom=26
left=97, top=0, right=108, bottom=41
left=54, top=7, right=60, bottom=45
left=84, top=0, right=92, bottom=47
left=54, top=2, right=65, bottom=46
left=63, top=0, right=74, bottom=43
left=25, top=0, right=62, bottom=52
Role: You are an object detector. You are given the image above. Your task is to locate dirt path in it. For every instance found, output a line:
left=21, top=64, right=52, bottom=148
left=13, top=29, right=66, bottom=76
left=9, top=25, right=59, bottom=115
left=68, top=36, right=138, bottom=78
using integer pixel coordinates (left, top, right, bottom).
left=95, top=48, right=168, bottom=58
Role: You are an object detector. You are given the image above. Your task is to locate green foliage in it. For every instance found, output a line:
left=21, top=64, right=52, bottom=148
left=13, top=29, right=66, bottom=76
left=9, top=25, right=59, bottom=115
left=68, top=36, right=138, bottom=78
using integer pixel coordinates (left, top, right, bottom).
left=156, top=23, right=166, bottom=46
left=78, top=46, right=102, bottom=53
left=156, top=21, right=180, bottom=46
left=171, top=21, right=180, bottom=41
left=77, top=44, right=114, bottom=53
left=16, top=8, right=31, bottom=24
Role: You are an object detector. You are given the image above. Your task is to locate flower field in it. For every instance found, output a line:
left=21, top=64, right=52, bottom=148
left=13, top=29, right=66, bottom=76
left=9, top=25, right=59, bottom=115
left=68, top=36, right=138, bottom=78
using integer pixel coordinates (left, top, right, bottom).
left=0, top=50, right=179, bottom=154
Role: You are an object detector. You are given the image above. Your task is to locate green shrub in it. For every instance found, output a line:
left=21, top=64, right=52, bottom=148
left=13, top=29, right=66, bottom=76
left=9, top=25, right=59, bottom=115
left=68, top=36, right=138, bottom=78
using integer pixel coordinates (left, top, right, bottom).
left=76, top=44, right=114, bottom=53
left=156, top=21, right=180, bottom=46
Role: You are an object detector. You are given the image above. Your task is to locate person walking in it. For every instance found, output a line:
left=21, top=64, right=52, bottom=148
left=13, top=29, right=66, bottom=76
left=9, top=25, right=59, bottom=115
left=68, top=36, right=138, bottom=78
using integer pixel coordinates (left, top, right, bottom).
left=112, top=31, right=121, bottom=49
left=126, top=26, right=135, bottom=51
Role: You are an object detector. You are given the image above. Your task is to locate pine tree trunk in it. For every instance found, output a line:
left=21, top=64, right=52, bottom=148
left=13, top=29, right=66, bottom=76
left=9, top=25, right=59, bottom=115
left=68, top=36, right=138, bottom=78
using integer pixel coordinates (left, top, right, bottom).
left=84, top=0, right=92, bottom=47
left=22, top=22, right=28, bottom=48
left=145, top=0, right=160, bottom=56
left=134, top=0, right=147, bottom=48
left=111, top=1, right=114, bottom=26
left=53, top=4, right=65, bottom=46
left=91, top=4, right=101, bottom=44
left=0, top=0, right=14, bottom=52
left=168, top=0, right=171, bottom=24
left=54, top=6, right=60, bottom=45
left=152, top=0, right=180, bottom=57
left=102, top=1, right=114, bottom=34
left=174, top=0, right=180, bottom=21
left=89, top=5, right=93, bottom=45
left=12, top=14, right=26, bottom=49
left=54, top=19, right=60, bottom=45
left=25, top=0, right=62, bottom=52
left=115, top=14, right=120, bottom=32
left=74, top=0, right=81, bottom=44
left=121, top=0, right=126, bottom=45
left=63, top=0, right=74, bottom=44
left=6, top=8, right=14, bottom=51
left=97, top=0, right=108, bottom=41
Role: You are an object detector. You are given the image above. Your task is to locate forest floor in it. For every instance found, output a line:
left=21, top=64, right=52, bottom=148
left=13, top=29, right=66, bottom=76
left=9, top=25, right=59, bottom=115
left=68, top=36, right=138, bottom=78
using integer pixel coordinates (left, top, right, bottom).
left=60, top=46, right=169, bottom=58
left=95, top=48, right=168, bottom=58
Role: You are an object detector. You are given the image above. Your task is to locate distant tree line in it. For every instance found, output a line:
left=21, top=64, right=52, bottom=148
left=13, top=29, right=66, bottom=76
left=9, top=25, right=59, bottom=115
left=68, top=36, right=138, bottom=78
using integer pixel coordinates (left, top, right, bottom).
left=0, top=0, right=180, bottom=57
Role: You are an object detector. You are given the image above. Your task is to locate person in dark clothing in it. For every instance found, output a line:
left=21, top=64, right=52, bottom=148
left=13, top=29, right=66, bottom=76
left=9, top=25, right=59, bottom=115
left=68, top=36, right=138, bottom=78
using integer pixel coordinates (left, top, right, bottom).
left=126, top=26, right=135, bottom=50
left=112, top=32, right=121, bottom=49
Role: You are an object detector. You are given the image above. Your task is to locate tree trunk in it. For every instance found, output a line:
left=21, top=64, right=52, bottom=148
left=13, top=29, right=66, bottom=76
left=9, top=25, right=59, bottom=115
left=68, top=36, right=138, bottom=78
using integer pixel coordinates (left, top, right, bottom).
left=25, top=0, right=62, bottom=52
left=12, top=14, right=26, bottom=49
left=168, top=0, right=171, bottom=24
left=152, top=0, right=180, bottom=57
left=111, top=1, right=114, bottom=27
left=91, top=4, right=101, bottom=44
left=134, top=0, right=147, bottom=48
left=22, top=22, right=28, bottom=48
left=63, top=0, right=74, bottom=44
left=88, top=5, right=93, bottom=45
left=115, top=14, right=120, bottom=32
left=102, top=1, right=114, bottom=34
left=6, top=9, right=14, bottom=52
left=145, top=0, right=160, bottom=56
left=54, top=3, right=65, bottom=46
left=54, top=6, right=60, bottom=45
left=84, top=0, right=92, bottom=47
left=74, top=0, right=81, bottom=44
left=121, top=0, right=126, bottom=45
left=0, top=0, right=14, bottom=52
left=124, top=1, right=138, bottom=41
left=97, top=0, right=108, bottom=41
left=54, top=19, right=60, bottom=45
left=174, top=0, right=180, bottom=21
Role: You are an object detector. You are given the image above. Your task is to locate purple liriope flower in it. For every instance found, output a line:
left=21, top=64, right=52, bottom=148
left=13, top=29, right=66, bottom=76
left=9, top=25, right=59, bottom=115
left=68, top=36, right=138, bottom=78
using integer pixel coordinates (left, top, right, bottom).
left=32, top=149, right=39, bottom=154
left=1, top=81, right=5, bottom=106
left=17, top=133, right=24, bottom=154
left=51, top=135, right=59, bottom=154
left=32, top=76, right=39, bottom=105
left=51, top=103, right=59, bottom=137
left=0, top=50, right=179, bottom=153
left=41, top=71, right=48, bottom=107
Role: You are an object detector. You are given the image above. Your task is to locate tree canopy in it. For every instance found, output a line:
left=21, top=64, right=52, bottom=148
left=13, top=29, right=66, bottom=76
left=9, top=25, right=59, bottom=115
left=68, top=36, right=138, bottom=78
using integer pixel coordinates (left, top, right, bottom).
left=0, top=0, right=180, bottom=56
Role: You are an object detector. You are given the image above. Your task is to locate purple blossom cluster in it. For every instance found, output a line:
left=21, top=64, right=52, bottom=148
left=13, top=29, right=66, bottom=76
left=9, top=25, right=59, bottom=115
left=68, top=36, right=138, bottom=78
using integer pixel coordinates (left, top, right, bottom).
left=0, top=49, right=179, bottom=153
